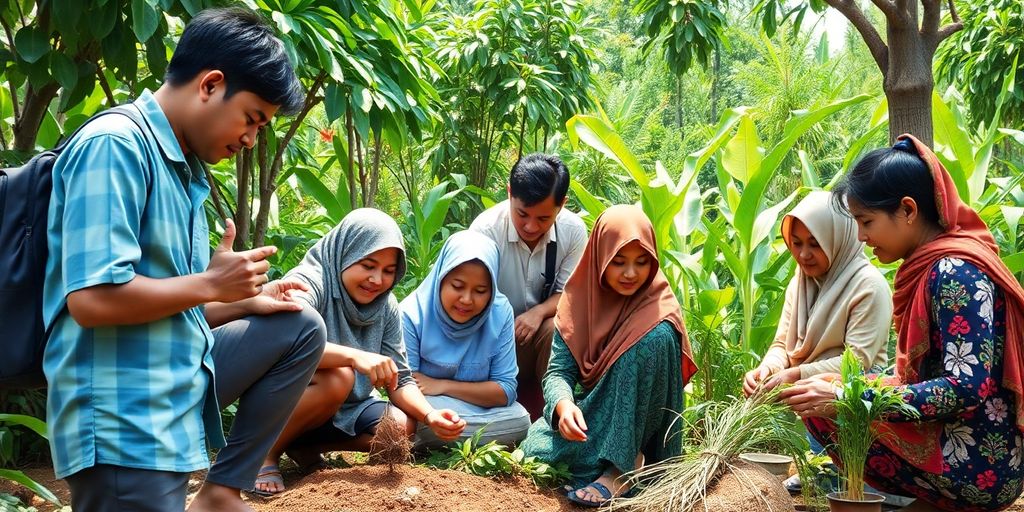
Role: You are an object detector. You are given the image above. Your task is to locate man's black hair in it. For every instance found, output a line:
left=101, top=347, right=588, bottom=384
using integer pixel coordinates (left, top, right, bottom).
left=165, top=7, right=304, bottom=115
left=832, top=139, right=941, bottom=226
left=508, top=153, right=570, bottom=207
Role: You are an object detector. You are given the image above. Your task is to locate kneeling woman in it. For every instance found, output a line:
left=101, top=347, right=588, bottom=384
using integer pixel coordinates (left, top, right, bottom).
left=254, top=209, right=465, bottom=494
left=521, top=205, right=697, bottom=507
left=781, top=136, right=1024, bottom=511
left=401, top=231, right=531, bottom=449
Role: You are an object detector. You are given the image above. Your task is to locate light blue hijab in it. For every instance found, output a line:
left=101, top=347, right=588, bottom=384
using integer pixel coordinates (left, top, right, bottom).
left=400, top=231, right=518, bottom=406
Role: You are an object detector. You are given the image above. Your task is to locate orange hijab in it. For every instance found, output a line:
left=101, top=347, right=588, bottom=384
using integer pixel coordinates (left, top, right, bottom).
left=879, top=134, right=1024, bottom=473
left=554, top=205, right=697, bottom=389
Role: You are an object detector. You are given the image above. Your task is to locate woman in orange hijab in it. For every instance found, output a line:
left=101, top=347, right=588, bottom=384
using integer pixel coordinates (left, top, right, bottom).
left=520, top=205, right=697, bottom=507
left=780, top=135, right=1024, bottom=511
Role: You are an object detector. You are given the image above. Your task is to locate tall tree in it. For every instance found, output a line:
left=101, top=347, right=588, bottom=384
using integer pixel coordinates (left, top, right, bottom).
left=755, top=0, right=963, bottom=146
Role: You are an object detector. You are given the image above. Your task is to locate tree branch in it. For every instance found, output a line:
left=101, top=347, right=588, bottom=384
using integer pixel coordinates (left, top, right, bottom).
left=868, top=0, right=904, bottom=26
left=1, top=15, right=21, bottom=119
left=826, top=0, right=890, bottom=72
left=920, top=0, right=940, bottom=34
left=95, top=62, right=116, bottom=106
left=203, top=163, right=230, bottom=223
left=936, top=0, right=963, bottom=42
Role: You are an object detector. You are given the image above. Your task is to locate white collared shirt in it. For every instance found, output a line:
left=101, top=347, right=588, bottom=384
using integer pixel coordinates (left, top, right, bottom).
left=470, top=200, right=588, bottom=316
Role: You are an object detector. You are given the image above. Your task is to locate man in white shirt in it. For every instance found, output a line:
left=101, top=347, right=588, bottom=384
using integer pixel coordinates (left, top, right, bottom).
left=470, top=154, right=587, bottom=419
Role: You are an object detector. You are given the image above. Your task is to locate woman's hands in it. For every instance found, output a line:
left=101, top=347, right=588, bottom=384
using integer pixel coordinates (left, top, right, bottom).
left=352, top=351, right=399, bottom=391
left=778, top=375, right=839, bottom=418
left=554, top=399, right=588, bottom=442
left=744, top=366, right=802, bottom=396
left=413, top=372, right=446, bottom=396
left=425, top=409, right=466, bottom=441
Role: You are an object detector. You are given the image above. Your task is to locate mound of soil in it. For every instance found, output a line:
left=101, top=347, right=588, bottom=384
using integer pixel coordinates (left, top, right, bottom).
left=251, top=464, right=580, bottom=512
left=696, top=460, right=794, bottom=512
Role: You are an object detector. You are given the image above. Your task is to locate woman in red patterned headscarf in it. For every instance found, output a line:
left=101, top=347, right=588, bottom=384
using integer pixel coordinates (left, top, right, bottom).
left=779, top=135, right=1024, bottom=511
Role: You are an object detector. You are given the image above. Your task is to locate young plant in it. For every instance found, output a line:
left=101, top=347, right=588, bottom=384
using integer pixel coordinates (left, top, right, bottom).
left=610, top=388, right=806, bottom=511
left=425, top=429, right=570, bottom=487
left=832, top=348, right=918, bottom=500
left=0, top=414, right=59, bottom=507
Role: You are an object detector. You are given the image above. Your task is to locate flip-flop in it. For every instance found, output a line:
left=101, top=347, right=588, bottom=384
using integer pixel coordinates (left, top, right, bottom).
left=567, top=481, right=614, bottom=508
left=251, top=464, right=285, bottom=497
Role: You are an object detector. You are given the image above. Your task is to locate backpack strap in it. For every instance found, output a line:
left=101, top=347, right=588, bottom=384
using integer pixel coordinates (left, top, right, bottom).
left=54, top=104, right=149, bottom=153
left=541, top=224, right=558, bottom=301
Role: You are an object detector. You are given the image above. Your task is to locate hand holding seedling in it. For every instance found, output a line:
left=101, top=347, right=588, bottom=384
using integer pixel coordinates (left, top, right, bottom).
left=743, top=366, right=774, bottom=396
left=425, top=409, right=465, bottom=441
left=554, top=399, right=587, bottom=442
left=205, top=219, right=277, bottom=303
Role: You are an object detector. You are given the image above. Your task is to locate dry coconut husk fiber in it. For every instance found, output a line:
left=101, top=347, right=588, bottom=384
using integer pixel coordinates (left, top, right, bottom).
left=695, top=459, right=794, bottom=512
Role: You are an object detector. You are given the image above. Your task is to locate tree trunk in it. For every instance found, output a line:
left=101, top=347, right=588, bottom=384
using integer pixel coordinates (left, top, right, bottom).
left=12, top=82, right=60, bottom=152
left=710, top=47, right=721, bottom=123
left=884, top=21, right=935, bottom=147
left=234, top=149, right=252, bottom=251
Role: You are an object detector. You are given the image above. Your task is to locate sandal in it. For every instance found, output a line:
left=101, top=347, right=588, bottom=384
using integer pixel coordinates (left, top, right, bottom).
left=251, top=464, right=285, bottom=497
left=567, top=481, right=614, bottom=508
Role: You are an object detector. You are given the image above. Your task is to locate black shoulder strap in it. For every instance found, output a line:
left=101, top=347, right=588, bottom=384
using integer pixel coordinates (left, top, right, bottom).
left=541, top=225, right=558, bottom=300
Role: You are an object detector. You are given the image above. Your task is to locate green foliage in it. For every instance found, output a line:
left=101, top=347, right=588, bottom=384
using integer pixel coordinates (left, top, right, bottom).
left=833, top=347, right=918, bottom=501
left=429, top=0, right=597, bottom=187
left=635, top=0, right=727, bottom=77
left=425, top=429, right=570, bottom=487
left=399, top=175, right=470, bottom=294
left=936, top=0, right=1024, bottom=129
left=0, top=415, right=59, bottom=506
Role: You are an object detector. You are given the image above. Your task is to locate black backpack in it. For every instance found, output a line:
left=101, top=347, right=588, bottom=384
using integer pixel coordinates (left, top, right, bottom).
left=0, top=106, right=146, bottom=389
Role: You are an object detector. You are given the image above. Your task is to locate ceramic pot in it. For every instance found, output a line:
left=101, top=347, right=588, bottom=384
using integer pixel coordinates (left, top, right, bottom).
left=826, top=491, right=885, bottom=512
left=738, top=452, right=793, bottom=477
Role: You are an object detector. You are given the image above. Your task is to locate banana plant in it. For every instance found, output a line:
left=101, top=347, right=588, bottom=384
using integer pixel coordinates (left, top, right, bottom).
left=708, top=94, right=872, bottom=353
left=401, top=174, right=470, bottom=293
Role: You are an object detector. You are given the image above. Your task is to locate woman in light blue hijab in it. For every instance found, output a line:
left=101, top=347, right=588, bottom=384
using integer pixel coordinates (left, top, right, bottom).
left=401, top=231, right=531, bottom=448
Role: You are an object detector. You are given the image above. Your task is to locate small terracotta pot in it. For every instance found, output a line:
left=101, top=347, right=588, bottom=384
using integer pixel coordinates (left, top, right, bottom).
left=826, top=491, right=885, bottom=512
left=738, top=452, right=793, bottom=477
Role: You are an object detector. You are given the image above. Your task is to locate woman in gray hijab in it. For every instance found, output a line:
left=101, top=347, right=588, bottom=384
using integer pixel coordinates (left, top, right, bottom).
left=254, top=209, right=466, bottom=495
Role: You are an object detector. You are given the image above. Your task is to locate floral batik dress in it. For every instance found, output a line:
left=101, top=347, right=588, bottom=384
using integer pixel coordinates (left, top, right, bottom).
left=807, top=257, right=1024, bottom=511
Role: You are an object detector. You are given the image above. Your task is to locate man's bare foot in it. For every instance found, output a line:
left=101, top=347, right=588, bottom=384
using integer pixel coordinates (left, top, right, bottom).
left=187, top=482, right=254, bottom=512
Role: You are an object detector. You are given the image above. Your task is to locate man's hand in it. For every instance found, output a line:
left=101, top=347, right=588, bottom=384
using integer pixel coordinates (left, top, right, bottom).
left=242, top=279, right=310, bottom=316
left=204, top=219, right=277, bottom=303
left=514, top=307, right=545, bottom=343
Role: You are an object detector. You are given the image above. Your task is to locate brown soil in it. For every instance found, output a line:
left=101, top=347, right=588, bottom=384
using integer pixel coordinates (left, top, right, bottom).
left=696, top=460, right=795, bottom=512
left=250, top=464, right=580, bottom=512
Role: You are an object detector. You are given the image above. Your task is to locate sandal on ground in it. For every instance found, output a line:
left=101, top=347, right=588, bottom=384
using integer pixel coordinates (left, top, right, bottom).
left=251, top=465, right=285, bottom=497
left=567, top=481, right=615, bottom=508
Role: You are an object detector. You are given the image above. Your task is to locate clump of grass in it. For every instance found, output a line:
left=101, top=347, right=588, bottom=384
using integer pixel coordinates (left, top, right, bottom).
left=833, top=348, right=918, bottom=500
left=368, top=403, right=412, bottom=471
left=609, top=387, right=806, bottom=511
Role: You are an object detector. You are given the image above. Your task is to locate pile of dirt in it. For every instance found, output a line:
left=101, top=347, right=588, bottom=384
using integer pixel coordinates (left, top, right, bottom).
left=252, top=464, right=580, bottom=512
left=696, top=460, right=795, bottom=512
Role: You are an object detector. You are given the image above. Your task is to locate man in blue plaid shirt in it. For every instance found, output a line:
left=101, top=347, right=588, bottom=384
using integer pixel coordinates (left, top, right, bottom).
left=43, top=8, right=325, bottom=511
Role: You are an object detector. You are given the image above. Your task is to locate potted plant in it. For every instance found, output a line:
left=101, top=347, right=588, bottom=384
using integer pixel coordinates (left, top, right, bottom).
left=827, top=348, right=919, bottom=512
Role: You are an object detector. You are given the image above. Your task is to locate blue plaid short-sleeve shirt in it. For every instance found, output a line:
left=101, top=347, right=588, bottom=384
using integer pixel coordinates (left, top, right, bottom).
left=42, top=90, right=224, bottom=479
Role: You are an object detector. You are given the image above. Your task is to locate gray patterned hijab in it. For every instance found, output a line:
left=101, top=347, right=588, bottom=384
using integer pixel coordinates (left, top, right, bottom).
left=286, top=208, right=407, bottom=334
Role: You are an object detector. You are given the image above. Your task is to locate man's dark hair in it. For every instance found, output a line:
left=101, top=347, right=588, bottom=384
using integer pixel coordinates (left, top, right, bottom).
left=832, top=140, right=941, bottom=226
left=508, top=153, right=570, bottom=207
left=165, top=7, right=304, bottom=115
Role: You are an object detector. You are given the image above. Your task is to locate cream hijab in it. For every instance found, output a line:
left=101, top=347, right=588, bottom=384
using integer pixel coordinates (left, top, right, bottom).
left=767, top=191, right=891, bottom=374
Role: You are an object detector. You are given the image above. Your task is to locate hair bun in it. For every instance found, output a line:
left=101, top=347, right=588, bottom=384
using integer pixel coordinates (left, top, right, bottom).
left=892, top=139, right=916, bottom=154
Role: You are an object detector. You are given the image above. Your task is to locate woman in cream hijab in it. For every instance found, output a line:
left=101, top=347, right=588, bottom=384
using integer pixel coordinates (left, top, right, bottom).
left=743, top=191, right=892, bottom=395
